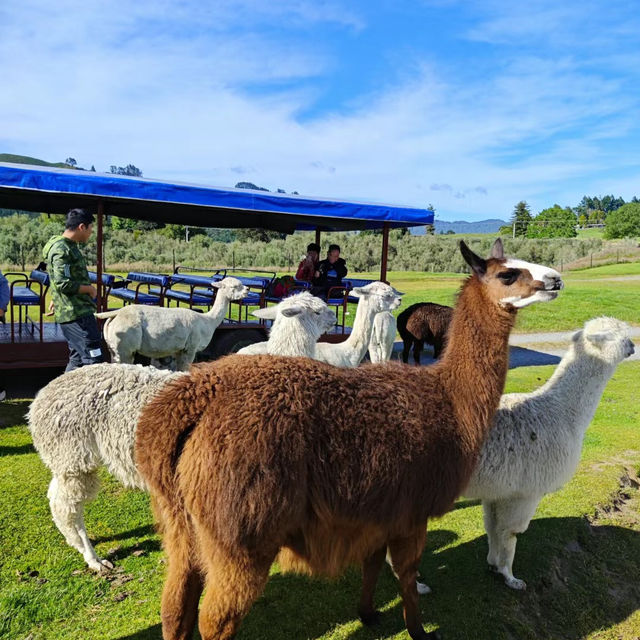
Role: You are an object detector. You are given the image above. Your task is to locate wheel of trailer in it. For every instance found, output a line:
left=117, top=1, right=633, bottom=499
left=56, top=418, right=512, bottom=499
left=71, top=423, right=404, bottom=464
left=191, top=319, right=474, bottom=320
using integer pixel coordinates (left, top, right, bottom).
left=211, top=329, right=266, bottom=358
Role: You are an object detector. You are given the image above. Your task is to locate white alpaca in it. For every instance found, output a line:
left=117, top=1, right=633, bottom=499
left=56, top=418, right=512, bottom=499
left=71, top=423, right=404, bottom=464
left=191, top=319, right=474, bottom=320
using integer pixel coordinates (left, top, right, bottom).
left=314, top=281, right=402, bottom=367
left=237, top=292, right=337, bottom=357
left=28, top=363, right=184, bottom=571
left=96, top=277, right=248, bottom=370
left=368, top=311, right=397, bottom=363
left=415, top=316, right=635, bottom=594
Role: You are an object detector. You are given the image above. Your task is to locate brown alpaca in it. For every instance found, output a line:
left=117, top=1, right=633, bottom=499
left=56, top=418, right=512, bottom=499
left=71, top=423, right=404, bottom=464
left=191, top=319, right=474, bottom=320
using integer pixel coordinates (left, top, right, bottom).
left=135, top=239, right=563, bottom=640
left=397, top=302, right=453, bottom=363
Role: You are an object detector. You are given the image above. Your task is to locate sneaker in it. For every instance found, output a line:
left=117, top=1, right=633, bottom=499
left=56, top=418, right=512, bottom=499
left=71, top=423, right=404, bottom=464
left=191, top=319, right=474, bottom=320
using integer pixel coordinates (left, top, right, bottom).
left=0, top=388, right=6, bottom=402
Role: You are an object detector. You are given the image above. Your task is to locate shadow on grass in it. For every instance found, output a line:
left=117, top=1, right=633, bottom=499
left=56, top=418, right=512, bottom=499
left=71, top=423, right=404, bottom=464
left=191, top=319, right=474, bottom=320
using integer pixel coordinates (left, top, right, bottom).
left=0, top=399, right=30, bottom=428
left=114, top=518, right=640, bottom=640
left=93, top=524, right=157, bottom=544
left=106, top=538, right=162, bottom=563
left=508, top=346, right=562, bottom=369
left=0, top=443, right=35, bottom=456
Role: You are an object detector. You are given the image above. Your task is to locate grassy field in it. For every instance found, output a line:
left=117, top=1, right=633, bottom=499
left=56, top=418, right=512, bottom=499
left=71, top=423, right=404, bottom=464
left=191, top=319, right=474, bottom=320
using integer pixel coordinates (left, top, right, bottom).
left=1, top=360, right=638, bottom=640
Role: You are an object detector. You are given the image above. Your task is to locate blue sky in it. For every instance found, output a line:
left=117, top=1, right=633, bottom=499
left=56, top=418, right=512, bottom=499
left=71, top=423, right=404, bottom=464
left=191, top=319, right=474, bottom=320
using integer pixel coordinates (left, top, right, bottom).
left=1, top=0, right=639, bottom=221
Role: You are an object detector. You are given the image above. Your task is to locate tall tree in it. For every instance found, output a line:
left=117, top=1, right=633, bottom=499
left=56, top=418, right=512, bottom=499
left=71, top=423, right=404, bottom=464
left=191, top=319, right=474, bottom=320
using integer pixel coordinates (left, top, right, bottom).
left=510, top=201, right=532, bottom=237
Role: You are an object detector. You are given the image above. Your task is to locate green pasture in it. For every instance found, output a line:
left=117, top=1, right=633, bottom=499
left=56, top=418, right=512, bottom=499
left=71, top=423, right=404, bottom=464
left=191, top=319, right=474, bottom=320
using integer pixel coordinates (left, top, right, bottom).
left=1, top=360, right=638, bottom=640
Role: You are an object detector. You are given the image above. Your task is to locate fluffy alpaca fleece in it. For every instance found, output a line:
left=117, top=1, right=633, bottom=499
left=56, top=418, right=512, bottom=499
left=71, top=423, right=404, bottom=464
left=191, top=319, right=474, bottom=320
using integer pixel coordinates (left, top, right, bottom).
left=135, top=240, right=563, bottom=640
left=28, top=363, right=183, bottom=571
left=314, top=281, right=402, bottom=367
left=237, top=292, right=336, bottom=356
left=462, top=316, right=635, bottom=590
left=368, top=310, right=397, bottom=363
left=397, top=302, right=453, bottom=364
left=96, top=277, right=248, bottom=370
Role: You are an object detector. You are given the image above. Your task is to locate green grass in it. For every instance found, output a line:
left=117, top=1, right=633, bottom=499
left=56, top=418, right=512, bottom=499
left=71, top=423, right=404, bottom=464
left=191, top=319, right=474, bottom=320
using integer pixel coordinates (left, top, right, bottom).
left=576, top=227, right=605, bottom=238
left=1, top=361, right=639, bottom=639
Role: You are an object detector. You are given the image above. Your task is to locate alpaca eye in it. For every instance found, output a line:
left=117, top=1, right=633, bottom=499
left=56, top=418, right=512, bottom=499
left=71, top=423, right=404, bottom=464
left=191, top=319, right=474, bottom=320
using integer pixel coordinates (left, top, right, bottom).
left=498, top=270, right=519, bottom=285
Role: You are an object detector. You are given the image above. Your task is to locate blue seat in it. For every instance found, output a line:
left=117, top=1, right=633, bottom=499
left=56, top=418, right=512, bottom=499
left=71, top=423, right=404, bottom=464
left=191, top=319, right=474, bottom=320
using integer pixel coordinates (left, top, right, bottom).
left=7, top=270, right=50, bottom=341
left=109, top=272, right=170, bottom=306
left=161, top=272, right=225, bottom=309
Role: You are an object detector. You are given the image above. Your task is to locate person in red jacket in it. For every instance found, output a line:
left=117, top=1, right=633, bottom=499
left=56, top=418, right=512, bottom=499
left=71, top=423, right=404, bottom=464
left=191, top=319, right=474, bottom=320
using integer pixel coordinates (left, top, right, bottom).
left=295, top=242, right=320, bottom=283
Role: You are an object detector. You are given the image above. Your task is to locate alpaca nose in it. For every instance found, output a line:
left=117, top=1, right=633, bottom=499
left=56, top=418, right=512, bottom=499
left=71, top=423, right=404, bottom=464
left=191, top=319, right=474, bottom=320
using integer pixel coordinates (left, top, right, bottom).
left=627, top=339, right=635, bottom=357
left=546, top=275, right=564, bottom=291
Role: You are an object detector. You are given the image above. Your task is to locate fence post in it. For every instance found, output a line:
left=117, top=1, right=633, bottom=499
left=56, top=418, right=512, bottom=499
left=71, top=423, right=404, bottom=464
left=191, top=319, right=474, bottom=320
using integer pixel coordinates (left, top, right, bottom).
left=590, top=253, right=593, bottom=268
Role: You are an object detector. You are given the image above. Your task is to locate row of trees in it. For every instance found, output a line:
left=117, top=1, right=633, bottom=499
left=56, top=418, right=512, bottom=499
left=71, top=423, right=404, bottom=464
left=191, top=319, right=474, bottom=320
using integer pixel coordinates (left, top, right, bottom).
left=503, top=198, right=640, bottom=239
left=0, top=211, right=607, bottom=273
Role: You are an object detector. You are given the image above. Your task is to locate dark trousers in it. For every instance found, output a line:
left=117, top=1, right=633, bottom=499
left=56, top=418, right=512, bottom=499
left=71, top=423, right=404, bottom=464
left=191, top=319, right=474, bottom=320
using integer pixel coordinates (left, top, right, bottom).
left=59, top=314, right=104, bottom=372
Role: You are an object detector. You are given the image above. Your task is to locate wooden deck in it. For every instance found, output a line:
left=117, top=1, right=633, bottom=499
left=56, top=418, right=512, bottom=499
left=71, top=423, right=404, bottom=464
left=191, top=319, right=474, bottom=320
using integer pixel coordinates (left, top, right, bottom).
left=0, top=322, right=68, bottom=370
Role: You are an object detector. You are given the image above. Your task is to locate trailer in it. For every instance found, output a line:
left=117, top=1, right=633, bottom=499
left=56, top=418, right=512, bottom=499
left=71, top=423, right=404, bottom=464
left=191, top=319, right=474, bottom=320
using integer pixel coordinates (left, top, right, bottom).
left=0, top=161, right=433, bottom=370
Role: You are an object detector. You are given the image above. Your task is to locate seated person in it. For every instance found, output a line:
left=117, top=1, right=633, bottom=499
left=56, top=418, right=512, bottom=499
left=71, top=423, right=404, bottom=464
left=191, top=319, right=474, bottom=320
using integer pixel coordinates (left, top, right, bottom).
left=295, top=242, right=320, bottom=283
left=311, top=244, right=348, bottom=299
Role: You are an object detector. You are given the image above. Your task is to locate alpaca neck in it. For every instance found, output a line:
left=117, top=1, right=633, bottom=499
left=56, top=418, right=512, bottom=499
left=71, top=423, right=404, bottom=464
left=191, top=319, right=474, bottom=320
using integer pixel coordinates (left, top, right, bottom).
left=436, top=277, right=516, bottom=448
left=530, top=346, right=616, bottom=436
left=338, top=299, right=379, bottom=365
left=267, top=319, right=317, bottom=356
left=204, top=293, right=231, bottom=328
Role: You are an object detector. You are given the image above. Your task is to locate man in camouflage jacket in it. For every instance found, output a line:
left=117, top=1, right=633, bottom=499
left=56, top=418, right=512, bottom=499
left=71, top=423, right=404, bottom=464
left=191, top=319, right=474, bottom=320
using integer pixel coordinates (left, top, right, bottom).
left=42, top=208, right=103, bottom=371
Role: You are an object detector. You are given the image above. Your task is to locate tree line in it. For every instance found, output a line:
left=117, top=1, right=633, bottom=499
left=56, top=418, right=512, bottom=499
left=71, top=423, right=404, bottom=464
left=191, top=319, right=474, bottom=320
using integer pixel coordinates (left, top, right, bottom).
left=503, top=196, right=640, bottom=239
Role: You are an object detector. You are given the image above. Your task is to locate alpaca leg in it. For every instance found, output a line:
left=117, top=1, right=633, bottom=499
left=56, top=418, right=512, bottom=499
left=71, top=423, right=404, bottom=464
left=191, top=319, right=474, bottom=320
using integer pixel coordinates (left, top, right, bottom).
left=483, top=501, right=500, bottom=569
left=492, top=497, right=539, bottom=591
left=48, top=474, right=112, bottom=572
left=388, top=526, right=440, bottom=640
left=196, top=541, right=276, bottom=640
left=159, top=511, right=204, bottom=640
left=402, top=339, right=411, bottom=363
left=175, top=351, right=196, bottom=372
left=413, top=340, right=423, bottom=365
left=358, top=545, right=387, bottom=625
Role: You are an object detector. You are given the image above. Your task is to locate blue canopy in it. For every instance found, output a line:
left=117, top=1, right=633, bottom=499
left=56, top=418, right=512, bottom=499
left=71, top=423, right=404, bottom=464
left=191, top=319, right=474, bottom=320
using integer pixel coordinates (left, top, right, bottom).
left=0, top=162, right=434, bottom=233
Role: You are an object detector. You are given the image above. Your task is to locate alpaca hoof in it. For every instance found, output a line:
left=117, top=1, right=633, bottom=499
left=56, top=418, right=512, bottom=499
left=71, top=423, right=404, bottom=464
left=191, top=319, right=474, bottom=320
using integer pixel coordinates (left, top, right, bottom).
left=505, top=576, right=526, bottom=591
left=358, top=609, right=382, bottom=626
left=88, top=558, right=114, bottom=573
left=416, top=580, right=432, bottom=595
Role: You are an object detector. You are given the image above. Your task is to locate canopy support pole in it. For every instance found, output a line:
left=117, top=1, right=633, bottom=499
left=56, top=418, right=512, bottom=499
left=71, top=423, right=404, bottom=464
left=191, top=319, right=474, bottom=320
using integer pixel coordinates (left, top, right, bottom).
left=380, top=223, right=390, bottom=283
left=315, top=228, right=321, bottom=247
left=96, top=200, right=104, bottom=312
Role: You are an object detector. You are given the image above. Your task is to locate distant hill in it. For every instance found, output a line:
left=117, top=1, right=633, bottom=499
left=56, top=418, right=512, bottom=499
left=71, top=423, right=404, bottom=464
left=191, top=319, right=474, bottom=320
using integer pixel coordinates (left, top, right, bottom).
left=412, top=218, right=508, bottom=235
left=0, top=153, right=72, bottom=169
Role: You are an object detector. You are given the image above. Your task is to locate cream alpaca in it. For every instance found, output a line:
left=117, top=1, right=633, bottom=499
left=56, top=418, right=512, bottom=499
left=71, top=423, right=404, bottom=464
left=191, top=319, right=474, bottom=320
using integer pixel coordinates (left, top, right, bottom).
left=414, top=317, right=635, bottom=594
left=28, top=363, right=183, bottom=571
left=237, top=292, right=336, bottom=357
left=96, top=277, right=248, bottom=370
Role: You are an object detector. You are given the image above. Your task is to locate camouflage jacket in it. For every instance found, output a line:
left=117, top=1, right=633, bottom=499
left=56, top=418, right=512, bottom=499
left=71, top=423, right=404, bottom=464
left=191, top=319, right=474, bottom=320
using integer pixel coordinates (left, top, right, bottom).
left=42, top=235, right=95, bottom=323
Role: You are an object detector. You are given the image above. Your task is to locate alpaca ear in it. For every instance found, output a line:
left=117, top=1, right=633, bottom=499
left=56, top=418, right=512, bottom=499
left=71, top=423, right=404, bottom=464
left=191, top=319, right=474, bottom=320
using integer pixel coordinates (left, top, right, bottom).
left=350, top=287, right=367, bottom=297
left=460, top=241, right=487, bottom=275
left=585, top=331, right=612, bottom=345
left=281, top=306, right=303, bottom=317
left=490, top=238, right=504, bottom=260
left=211, top=281, right=222, bottom=289
left=252, top=307, right=278, bottom=320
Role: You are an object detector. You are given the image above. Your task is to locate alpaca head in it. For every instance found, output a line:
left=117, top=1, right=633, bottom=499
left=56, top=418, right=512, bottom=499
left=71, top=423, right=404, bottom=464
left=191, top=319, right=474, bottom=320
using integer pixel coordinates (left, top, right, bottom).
left=252, top=291, right=336, bottom=339
left=573, top=317, right=635, bottom=364
left=349, top=281, right=402, bottom=313
left=460, top=238, right=564, bottom=310
left=212, top=277, right=249, bottom=300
